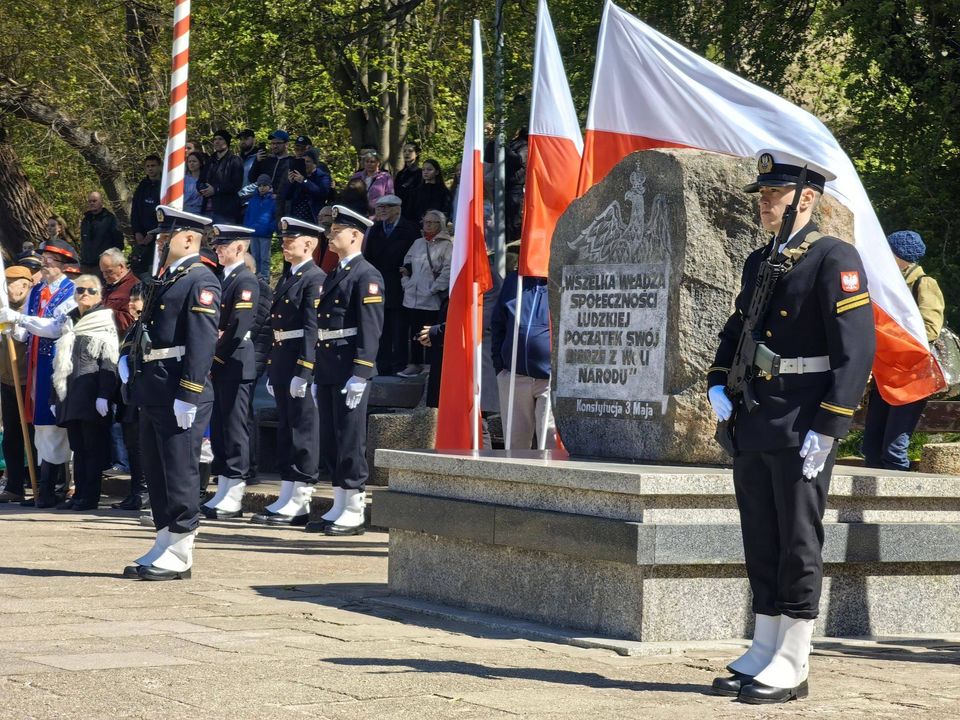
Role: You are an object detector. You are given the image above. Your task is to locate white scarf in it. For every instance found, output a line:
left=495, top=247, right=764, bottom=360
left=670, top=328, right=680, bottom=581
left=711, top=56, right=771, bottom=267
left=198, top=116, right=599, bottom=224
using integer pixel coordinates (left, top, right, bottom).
left=53, top=308, right=119, bottom=401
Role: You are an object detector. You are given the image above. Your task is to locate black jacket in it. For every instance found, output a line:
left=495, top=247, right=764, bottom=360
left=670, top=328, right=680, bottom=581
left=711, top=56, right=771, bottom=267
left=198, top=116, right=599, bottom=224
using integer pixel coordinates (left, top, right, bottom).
left=363, top=217, right=420, bottom=309
left=708, top=223, right=876, bottom=451
left=252, top=275, right=274, bottom=378
left=130, top=177, right=161, bottom=235
left=79, top=209, right=124, bottom=265
left=212, top=266, right=260, bottom=381
left=125, top=256, right=221, bottom=406
left=315, top=256, right=385, bottom=386
left=409, top=181, right=452, bottom=224
left=395, top=165, right=423, bottom=221
left=56, top=306, right=118, bottom=423
left=205, top=150, right=245, bottom=222
left=267, top=261, right=325, bottom=385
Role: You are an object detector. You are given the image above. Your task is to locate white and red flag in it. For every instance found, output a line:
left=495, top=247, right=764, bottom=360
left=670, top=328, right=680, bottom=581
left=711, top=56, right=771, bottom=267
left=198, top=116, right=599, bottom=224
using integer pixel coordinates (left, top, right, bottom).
left=518, top=0, right=584, bottom=277
left=436, top=20, right=493, bottom=450
left=579, top=1, right=943, bottom=403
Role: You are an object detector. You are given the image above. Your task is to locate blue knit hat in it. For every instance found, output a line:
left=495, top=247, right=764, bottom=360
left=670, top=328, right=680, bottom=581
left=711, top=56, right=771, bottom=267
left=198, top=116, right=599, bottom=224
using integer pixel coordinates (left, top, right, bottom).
left=886, top=230, right=926, bottom=262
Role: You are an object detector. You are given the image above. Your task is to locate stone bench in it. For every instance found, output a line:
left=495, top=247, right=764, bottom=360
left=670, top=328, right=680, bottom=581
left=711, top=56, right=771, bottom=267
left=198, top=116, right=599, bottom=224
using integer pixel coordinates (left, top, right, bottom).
left=373, top=449, right=960, bottom=642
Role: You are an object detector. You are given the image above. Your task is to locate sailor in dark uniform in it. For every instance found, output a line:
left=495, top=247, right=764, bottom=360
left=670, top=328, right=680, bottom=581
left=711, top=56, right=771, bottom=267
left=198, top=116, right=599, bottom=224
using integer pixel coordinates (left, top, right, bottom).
left=304, top=204, right=383, bottom=536
left=119, top=205, right=221, bottom=580
left=707, top=151, right=875, bottom=703
left=201, top=224, right=260, bottom=519
left=249, top=217, right=325, bottom=526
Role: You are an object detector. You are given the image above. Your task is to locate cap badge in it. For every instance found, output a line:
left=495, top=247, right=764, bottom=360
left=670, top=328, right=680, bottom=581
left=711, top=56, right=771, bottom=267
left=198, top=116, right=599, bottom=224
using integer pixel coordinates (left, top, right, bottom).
left=212, top=226, right=221, bottom=236
left=155, top=208, right=165, bottom=222
left=280, top=219, right=289, bottom=231
left=758, top=153, right=775, bottom=174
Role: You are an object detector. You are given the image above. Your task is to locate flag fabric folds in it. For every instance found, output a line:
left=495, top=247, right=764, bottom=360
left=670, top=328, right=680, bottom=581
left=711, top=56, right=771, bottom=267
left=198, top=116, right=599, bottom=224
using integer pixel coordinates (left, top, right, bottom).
left=436, top=19, right=493, bottom=450
left=579, top=1, right=943, bottom=403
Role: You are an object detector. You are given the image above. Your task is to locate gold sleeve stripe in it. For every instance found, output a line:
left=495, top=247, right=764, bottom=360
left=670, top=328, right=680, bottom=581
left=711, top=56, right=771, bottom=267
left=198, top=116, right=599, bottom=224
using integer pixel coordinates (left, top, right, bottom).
left=820, top=401, right=854, bottom=417
left=362, top=296, right=383, bottom=304
left=354, top=359, right=374, bottom=367
left=190, top=306, right=216, bottom=315
left=180, top=379, right=204, bottom=392
left=213, top=356, right=225, bottom=365
left=314, top=299, right=320, bottom=307
left=836, top=292, right=870, bottom=310
left=234, top=302, right=254, bottom=309
left=296, top=359, right=314, bottom=369
left=837, top=298, right=871, bottom=315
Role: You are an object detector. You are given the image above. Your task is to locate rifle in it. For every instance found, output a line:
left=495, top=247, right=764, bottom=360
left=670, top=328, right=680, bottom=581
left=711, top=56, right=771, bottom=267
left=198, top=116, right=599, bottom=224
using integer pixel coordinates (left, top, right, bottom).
left=126, top=275, right=161, bottom=383
left=715, top=166, right=808, bottom=457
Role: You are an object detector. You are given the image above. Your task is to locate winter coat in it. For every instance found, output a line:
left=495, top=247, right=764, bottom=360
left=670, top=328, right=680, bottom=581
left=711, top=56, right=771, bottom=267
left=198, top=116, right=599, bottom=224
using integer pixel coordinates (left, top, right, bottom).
left=252, top=275, right=275, bottom=378
left=490, top=272, right=551, bottom=380
left=286, top=166, right=333, bottom=221
left=401, top=233, right=453, bottom=311
left=79, top=209, right=124, bottom=266
left=52, top=306, right=119, bottom=424
left=363, top=217, right=420, bottom=309
left=904, top=263, right=946, bottom=342
left=244, top=193, right=277, bottom=238
left=408, top=181, right=452, bottom=224
left=204, top=150, right=245, bottom=221
left=349, top=170, right=395, bottom=214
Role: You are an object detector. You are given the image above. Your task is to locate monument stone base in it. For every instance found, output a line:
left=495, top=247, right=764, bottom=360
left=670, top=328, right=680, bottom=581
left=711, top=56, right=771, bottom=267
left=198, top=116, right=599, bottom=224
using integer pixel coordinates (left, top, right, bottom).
left=373, top=449, right=960, bottom=642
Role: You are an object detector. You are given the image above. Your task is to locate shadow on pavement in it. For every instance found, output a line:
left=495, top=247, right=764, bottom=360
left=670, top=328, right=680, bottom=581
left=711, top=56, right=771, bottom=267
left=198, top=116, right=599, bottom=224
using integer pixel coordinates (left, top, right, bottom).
left=0, top=566, right=119, bottom=579
left=815, top=638, right=960, bottom=665
left=321, top=657, right=709, bottom=694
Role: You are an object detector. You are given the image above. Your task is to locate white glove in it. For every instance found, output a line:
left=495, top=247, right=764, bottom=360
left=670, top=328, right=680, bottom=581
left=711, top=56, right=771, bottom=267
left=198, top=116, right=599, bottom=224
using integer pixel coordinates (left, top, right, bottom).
left=311, top=383, right=318, bottom=406
left=341, top=375, right=367, bottom=410
left=289, top=376, right=309, bottom=398
left=95, top=398, right=109, bottom=417
left=266, top=381, right=274, bottom=397
left=708, top=386, right=733, bottom=422
left=173, top=399, right=197, bottom=430
left=0, top=307, right=22, bottom=325
left=49, top=405, right=56, bottom=417
left=118, top=355, right=130, bottom=384
left=799, top=430, right=834, bottom=480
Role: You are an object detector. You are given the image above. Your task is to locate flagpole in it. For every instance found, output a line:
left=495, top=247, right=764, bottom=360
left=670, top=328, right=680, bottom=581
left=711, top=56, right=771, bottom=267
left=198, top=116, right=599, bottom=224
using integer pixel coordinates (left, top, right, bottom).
left=493, top=0, right=507, bottom=279
left=472, top=280, right=481, bottom=451
left=504, top=272, right=523, bottom=450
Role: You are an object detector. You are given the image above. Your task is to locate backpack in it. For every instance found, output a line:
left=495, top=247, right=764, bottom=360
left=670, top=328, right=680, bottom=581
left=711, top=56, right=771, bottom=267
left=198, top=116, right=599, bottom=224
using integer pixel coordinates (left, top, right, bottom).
left=912, top=275, right=960, bottom=398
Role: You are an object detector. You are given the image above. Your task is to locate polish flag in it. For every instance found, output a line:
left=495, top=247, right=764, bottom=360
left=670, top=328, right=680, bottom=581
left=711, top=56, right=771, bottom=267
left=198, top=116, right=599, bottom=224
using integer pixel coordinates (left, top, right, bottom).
left=436, top=20, right=493, bottom=450
left=578, top=1, right=943, bottom=403
left=518, top=0, right=584, bottom=277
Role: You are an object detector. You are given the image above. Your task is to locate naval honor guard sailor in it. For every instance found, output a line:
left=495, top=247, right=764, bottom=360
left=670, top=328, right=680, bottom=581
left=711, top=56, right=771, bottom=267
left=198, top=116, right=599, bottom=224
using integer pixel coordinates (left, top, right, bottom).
left=249, top=217, right=325, bottom=526
left=120, top=205, right=221, bottom=580
left=707, top=151, right=875, bottom=703
left=201, top=224, right=260, bottom=519
left=305, top=204, right=384, bottom=536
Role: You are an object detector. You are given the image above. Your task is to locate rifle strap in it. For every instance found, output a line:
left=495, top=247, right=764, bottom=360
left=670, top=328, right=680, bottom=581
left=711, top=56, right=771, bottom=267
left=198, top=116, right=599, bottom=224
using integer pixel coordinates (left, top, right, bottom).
left=780, top=231, right=822, bottom=272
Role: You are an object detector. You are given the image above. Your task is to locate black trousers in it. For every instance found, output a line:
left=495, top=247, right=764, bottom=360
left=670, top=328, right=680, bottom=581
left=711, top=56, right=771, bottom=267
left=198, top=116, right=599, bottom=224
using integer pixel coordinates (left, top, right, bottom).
left=121, top=414, right=145, bottom=498
left=376, top=307, right=407, bottom=375
left=140, top=401, right=213, bottom=533
left=65, top=419, right=110, bottom=505
left=1, top=382, right=34, bottom=496
left=274, top=386, right=318, bottom=483
left=211, top=378, right=252, bottom=480
left=403, top=307, right=439, bottom=366
left=316, top=382, right=369, bottom=490
left=733, top=447, right=836, bottom=620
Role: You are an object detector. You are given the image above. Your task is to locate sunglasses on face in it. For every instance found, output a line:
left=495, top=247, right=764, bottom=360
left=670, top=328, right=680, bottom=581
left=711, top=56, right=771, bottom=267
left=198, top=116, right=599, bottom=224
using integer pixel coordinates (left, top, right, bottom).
left=75, top=287, right=99, bottom=296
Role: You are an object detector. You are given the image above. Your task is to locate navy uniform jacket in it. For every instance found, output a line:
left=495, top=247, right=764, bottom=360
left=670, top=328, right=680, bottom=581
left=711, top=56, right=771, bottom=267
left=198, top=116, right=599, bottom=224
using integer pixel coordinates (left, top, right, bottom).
left=267, top=261, right=325, bottom=385
left=315, top=255, right=385, bottom=386
left=128, top=256, right=221, bottom=406
left=708, top=223, right=876, bottom=452
left=212, top=265, right=259, bottom=382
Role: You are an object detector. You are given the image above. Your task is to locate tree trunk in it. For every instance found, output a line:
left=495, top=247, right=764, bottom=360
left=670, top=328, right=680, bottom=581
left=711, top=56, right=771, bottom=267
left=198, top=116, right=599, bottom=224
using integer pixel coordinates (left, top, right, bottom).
left=0, top=127, right=50, bottom=259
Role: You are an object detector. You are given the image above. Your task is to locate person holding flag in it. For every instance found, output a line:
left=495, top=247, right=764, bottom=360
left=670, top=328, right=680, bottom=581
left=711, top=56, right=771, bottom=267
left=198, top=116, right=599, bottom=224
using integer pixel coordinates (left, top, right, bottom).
left=707, top=151, right=875, bottom=703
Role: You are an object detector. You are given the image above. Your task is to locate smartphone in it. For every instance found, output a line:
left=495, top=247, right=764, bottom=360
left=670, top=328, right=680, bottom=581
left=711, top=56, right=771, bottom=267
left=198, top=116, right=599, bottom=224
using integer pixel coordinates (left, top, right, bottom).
left=403, top=262, right=413, bottom=275
left=292, top=158, right=307, bottom=176
left=257, top=142, right=267, bottom=153
left=196, top=182, right=209, bottom=191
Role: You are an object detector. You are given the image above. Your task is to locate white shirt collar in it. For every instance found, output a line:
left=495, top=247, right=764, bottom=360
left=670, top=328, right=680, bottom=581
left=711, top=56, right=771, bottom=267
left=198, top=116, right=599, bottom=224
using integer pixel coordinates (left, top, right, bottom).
left=44, top=274, right=66, bottom=291
left=339, top=251, right=362, bottom=269
left=289, top=258, right=313, bottom=275
left=167, top=253, right=199, bottom=273
left=222, top=259, right=245, bottom=280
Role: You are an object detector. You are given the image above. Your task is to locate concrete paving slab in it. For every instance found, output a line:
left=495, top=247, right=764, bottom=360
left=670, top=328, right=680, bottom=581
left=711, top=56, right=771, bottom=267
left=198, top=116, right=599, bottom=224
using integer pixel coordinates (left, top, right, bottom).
left=25, top=650, right=198, bottom=671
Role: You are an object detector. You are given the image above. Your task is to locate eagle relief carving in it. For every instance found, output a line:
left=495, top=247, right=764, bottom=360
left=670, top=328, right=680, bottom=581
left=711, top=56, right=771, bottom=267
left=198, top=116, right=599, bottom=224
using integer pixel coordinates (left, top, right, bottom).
left=568, top=162, right=671, bottom=263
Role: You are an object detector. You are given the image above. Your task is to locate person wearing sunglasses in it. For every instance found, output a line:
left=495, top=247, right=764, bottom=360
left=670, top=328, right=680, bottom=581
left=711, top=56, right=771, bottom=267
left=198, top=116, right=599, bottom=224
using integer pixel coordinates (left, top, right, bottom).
left=50, top=276, right=118, bottom=511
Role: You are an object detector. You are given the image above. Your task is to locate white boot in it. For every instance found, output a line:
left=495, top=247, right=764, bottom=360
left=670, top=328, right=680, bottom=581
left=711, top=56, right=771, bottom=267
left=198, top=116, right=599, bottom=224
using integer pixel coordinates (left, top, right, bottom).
left=202, top=476, right=231, bottom=510
left=150, top=529, right=198, bottom=573
left=325, top=489, right=365, bottom=534
left=729, top=614, right=780, bottom=675
left=320, top=487, right=347, bottom=522
left=752, top=616, right=815, bottom=689
left=134, top=528, right=171, bottom=567
left=273, top=481, right=314, bottom=517
left=216, top=479, right=247, bottom=513
left=265, top=480, right=294, bottom=514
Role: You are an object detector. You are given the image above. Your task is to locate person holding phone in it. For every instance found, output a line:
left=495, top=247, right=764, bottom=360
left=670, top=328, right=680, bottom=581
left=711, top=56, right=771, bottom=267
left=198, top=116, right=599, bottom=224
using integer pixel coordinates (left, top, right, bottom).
left=248, top=130, right=293, bottom=222
left=286, top=148, right=332, bottom=222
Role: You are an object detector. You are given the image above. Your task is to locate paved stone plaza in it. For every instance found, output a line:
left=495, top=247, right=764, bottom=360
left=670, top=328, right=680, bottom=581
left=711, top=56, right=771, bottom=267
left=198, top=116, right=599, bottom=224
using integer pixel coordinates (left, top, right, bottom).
left=0, top=503, right=957, bottom=719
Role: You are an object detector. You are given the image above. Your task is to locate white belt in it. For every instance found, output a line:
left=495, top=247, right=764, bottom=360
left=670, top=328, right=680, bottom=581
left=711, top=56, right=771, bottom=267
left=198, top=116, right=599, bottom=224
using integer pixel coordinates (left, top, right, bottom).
left=778, top=355, right=830, bottom=375
left=243, top=331, right=251, bottom=341
left=143, top=346, right=185, bottom=362
left=317, top=328, right=358, bottom=341
left=273, top=329, right=304, bottom=341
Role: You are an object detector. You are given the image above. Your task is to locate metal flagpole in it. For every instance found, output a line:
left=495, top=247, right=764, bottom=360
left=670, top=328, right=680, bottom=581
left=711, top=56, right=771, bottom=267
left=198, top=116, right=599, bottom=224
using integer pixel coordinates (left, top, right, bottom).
left=504, top=272, right=523, bottom=450
left=0, top=254, right=38, bottom=498
left=493, top=0, right=507, bottom=279
left=472, top=281, right=481, bottom=452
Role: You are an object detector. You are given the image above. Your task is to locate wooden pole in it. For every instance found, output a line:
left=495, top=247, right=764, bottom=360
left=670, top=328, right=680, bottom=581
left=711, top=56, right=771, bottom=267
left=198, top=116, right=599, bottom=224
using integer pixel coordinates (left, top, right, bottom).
left=4, top=334, right=36, bottom=498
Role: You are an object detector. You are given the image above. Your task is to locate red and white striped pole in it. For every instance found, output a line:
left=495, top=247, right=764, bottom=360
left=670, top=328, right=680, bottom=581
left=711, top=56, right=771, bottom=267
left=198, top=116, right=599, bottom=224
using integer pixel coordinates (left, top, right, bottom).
left=159, top=0, right=191, bottom=210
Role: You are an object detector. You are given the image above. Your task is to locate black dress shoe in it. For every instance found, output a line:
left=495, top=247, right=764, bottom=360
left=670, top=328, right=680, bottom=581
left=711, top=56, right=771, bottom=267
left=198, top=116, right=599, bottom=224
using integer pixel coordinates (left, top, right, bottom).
left=711, top=671, right=754, bottom=697
left=55, top=499, right=75, bottom=510
left=324, top=522, right=365, bottom=536
left=138, top=565, right=192, bottom=581
left=111, top=496, right=142, bottom=511
left=122, top=565, right=143, bottom=579
left=72, top=501, right=99, bottom=511
left=201, top=506, right=243, bottom=520
left=34, top=497, right=59, bottom=509
left=20, top=498, right=36, bottom=507
left=738, top=679, right=808, bottom=704
left=304, top=519, right=333, bottom=533
left=249, top=510, right=280, bottom=524
left=263, top=513, right=309, bottom=527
